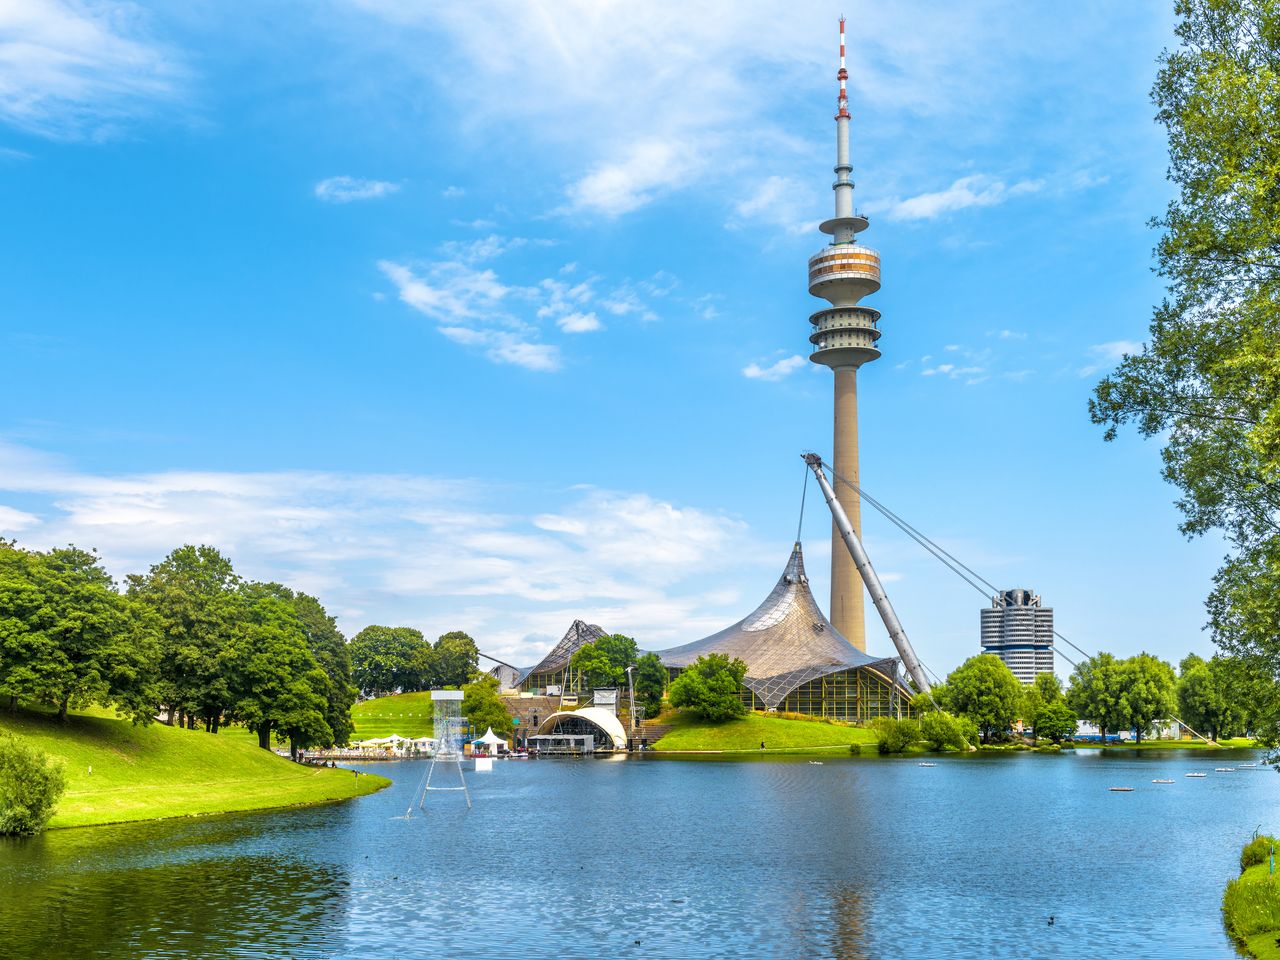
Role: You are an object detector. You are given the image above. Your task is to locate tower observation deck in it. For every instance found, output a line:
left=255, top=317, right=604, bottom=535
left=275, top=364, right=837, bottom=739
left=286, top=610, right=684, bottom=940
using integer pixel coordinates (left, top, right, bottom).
left=809, top=18, right=881, bottom=651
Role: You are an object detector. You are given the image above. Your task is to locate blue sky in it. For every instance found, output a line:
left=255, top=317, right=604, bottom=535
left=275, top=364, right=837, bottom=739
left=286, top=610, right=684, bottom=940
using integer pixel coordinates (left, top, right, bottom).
left=0, top=1, right=1221, bottom=676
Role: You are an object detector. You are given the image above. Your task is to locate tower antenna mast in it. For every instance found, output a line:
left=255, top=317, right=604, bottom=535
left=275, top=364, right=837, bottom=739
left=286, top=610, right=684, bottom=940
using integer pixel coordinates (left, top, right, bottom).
left=807, top=17, right=884, bottom=651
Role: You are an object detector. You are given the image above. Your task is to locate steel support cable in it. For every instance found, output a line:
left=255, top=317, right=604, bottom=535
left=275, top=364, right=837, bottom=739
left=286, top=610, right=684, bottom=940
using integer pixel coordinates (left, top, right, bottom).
left=796, top=461, right=810, bottom=544
left=823, top=460, right=993, bottom=599
left=819, top=457, right=1096, bottom=669
left=828, top=461, right=1001, bottom=597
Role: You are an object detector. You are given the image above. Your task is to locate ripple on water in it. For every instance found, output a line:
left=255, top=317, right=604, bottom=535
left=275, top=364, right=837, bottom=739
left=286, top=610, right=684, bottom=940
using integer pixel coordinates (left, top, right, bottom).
left=0, top=751, right=1272, bottom=959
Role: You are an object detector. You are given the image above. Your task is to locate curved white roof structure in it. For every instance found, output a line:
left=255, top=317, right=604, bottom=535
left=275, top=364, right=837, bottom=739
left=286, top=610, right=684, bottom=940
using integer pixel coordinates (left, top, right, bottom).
left=657, top=542, right=907, bottom=709
left=535, top=707, right=627, bottom=750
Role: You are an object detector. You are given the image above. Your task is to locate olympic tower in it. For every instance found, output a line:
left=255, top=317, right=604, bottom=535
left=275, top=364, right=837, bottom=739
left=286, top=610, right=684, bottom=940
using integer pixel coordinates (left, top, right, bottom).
left=807, top=18, right=882, bottom=651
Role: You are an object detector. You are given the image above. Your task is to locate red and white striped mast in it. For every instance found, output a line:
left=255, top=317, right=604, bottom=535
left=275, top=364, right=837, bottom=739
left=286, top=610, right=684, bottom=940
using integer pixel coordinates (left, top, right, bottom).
left=832, top=16, right=855, bottom=243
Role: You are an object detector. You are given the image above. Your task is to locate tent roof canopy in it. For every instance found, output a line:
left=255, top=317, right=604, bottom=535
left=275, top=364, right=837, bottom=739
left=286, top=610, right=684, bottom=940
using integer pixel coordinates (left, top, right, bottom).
left=654, top=542, right=907, bottom=709
left=518, top=619, right=608, bottom=683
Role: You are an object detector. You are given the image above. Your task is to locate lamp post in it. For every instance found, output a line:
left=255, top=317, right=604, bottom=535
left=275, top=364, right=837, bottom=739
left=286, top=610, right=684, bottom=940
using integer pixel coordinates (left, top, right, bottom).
left=625, top=665, right=637, bottom=735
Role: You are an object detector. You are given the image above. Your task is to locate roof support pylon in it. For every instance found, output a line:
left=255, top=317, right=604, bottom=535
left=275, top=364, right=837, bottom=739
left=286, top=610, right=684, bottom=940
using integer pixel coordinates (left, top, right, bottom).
left=803, top=453, right=931, bottom=694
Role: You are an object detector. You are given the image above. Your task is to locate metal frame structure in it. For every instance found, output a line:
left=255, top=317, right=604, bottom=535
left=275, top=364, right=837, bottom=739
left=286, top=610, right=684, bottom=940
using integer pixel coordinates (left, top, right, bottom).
left=413, top=690, right=470, bottom=811
left=517, top=619, right=609, bottom=695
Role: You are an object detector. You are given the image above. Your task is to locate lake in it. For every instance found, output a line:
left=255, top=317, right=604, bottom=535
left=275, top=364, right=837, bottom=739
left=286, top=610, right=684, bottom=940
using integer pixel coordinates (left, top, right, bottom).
left=0, top=748, right=1273, bottom=959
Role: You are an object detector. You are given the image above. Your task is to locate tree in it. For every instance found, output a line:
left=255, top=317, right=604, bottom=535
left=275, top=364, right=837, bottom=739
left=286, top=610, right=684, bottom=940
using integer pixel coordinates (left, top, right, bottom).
left=255, top=584, right=357, bottom=746
left=944, top=655, right=1024, bottom=743
left=1020, top=672, right=1064, bottom=741
left=1179, top=655, right=1254, bottom=741
left=569, top=642, right=617, bottom=691
left=667, top=654, right=749, bottom=722
left=1120, top=653, right=1178, bottom=744
left=632, top=652, right=667, bottom=718
left=348, top=626, right=430, bottom=695
left=461, top=674, right=513, bottom=737
left=1087, top=1, right=1280, bottom=748
left=223, top=590, right=331, bottom=754
left=1033, top=701, right=1079, bottom=744
left=1068, top=653, right=1129, bottom=742
left=0, top=735, right=65, bottom=835
left=433, top=631, right=479, bottom=687
left=127, top=545, right=241, bottom=729
left=0, top=544, right=158, bottom=723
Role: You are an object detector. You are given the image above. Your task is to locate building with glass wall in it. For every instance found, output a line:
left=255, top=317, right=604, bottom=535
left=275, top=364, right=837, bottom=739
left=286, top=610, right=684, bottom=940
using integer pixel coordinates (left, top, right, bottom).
left=656, top=543, right=915, bottom=722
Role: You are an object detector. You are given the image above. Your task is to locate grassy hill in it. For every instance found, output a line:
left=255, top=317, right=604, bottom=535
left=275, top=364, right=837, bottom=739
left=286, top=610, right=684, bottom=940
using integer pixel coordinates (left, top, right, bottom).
left=0, top=705, right=390, bottom=829
left=652, top=712, right=879, bottom=753
left=351, top=692, right=436, bottom=739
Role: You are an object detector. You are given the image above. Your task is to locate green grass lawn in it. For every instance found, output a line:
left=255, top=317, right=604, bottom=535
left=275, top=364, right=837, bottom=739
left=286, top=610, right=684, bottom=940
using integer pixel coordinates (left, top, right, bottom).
left=0, top=705, right=390, bottom=829
left=1072, top=737, right=1258, bottom=750
left=351, top=691, right=436, bottom=739
left=652, top=712, right=879, bottom=753
left=1226, top=861, right=1280, bottom=959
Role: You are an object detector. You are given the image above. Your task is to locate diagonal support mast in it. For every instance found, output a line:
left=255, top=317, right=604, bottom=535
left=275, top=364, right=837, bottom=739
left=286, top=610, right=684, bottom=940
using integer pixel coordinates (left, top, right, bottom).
left=804, top=452, right=931, bottom=694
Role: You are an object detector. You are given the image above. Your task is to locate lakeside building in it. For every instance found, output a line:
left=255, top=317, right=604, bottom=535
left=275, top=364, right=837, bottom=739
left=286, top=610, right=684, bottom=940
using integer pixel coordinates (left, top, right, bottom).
left=656, top=544, right=915, bottom=722
left=517, top=620, right=608, bottom=696
left=980, top=589, right=1054, bottom=683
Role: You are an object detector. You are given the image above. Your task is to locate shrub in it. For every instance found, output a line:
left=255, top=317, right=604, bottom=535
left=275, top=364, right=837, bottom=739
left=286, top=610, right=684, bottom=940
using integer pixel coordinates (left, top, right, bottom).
left=920, top=710, right=971, bottom=752
left=0, top=735, right=66, bottom=835
left=871, top=717, right=920, bottom=754
left=1242, top=835, right=1277, bottom=872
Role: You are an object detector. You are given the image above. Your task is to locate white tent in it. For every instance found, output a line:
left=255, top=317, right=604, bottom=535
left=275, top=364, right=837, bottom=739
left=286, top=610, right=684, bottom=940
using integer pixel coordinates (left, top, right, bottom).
left=472, top=727, right=510, bottom=753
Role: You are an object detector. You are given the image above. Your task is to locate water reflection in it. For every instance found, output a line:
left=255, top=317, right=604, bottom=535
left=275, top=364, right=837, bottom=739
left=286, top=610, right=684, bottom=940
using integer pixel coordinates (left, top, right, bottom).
left=0, top=824, right=348, bottom=960
left=829, top=885, right=868, bottom=960
left=0, top=751, right=1273, bottom=959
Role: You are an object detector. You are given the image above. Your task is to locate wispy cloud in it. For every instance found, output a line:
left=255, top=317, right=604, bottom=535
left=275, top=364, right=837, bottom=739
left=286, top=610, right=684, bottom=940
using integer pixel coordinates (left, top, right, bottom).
left=0, top=441, right=763, bottom=663
left=563, top=139, right=704, bottom=217
left=870, top=174, right=1044, bottom=222
left=379, top=258, right=562, bottom=372
left=1079, top=339, right=1142, bottom=377
left=314, top=176, right=400, bottom=203
left=0, top=0, right=187, bottom=139
left=555, top=312, right=601, bottom=334
left=743, top=354, right=806, bottom=381
left=729, top=175, right=818, bottom=236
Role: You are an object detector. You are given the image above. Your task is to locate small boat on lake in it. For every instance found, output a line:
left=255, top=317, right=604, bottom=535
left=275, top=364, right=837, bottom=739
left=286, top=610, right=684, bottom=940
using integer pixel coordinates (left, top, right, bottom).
left=1186, top=772, right=1207, bottom=778
left=918, top=762, right=936, bottom=767
left=1215, top=767, right=1235, bottom=772
left=1152, top=779, right=1175, bottom=784
left=1109, top=787, right=1135, bottom=792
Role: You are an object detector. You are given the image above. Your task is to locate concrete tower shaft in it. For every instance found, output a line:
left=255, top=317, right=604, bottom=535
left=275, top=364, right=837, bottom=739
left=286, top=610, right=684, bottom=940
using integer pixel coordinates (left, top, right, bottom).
left=808, top=17, right=882, bottom=652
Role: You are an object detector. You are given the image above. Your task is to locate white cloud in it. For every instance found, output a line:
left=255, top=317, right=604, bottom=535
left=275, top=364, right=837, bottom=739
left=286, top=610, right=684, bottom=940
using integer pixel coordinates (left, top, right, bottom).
left=314, top=176, right=400, bottom=203
left=333, top=1, right=1149, bottom=229
left=987, top=329, right=1028, bottom=340
left=441, top=185, right=465, bottom=198
left=564, top=139, right=703, bottom=217
left=0, top=0, right=186, bottom=138
left=0, top=505, right=39, bottom=532
left=871, top=174, right=1044, bottom=222
left=1079, top=339, right=1142, bottom=377
left=381, top=259, right=562, bottom=371
left=743, top=355, right=806, bottom=381
left=0, top=441, right=764, bottom=663
left=729, top=175, right=817, bottom=235
left=556, top=311, right=601, bottom=334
